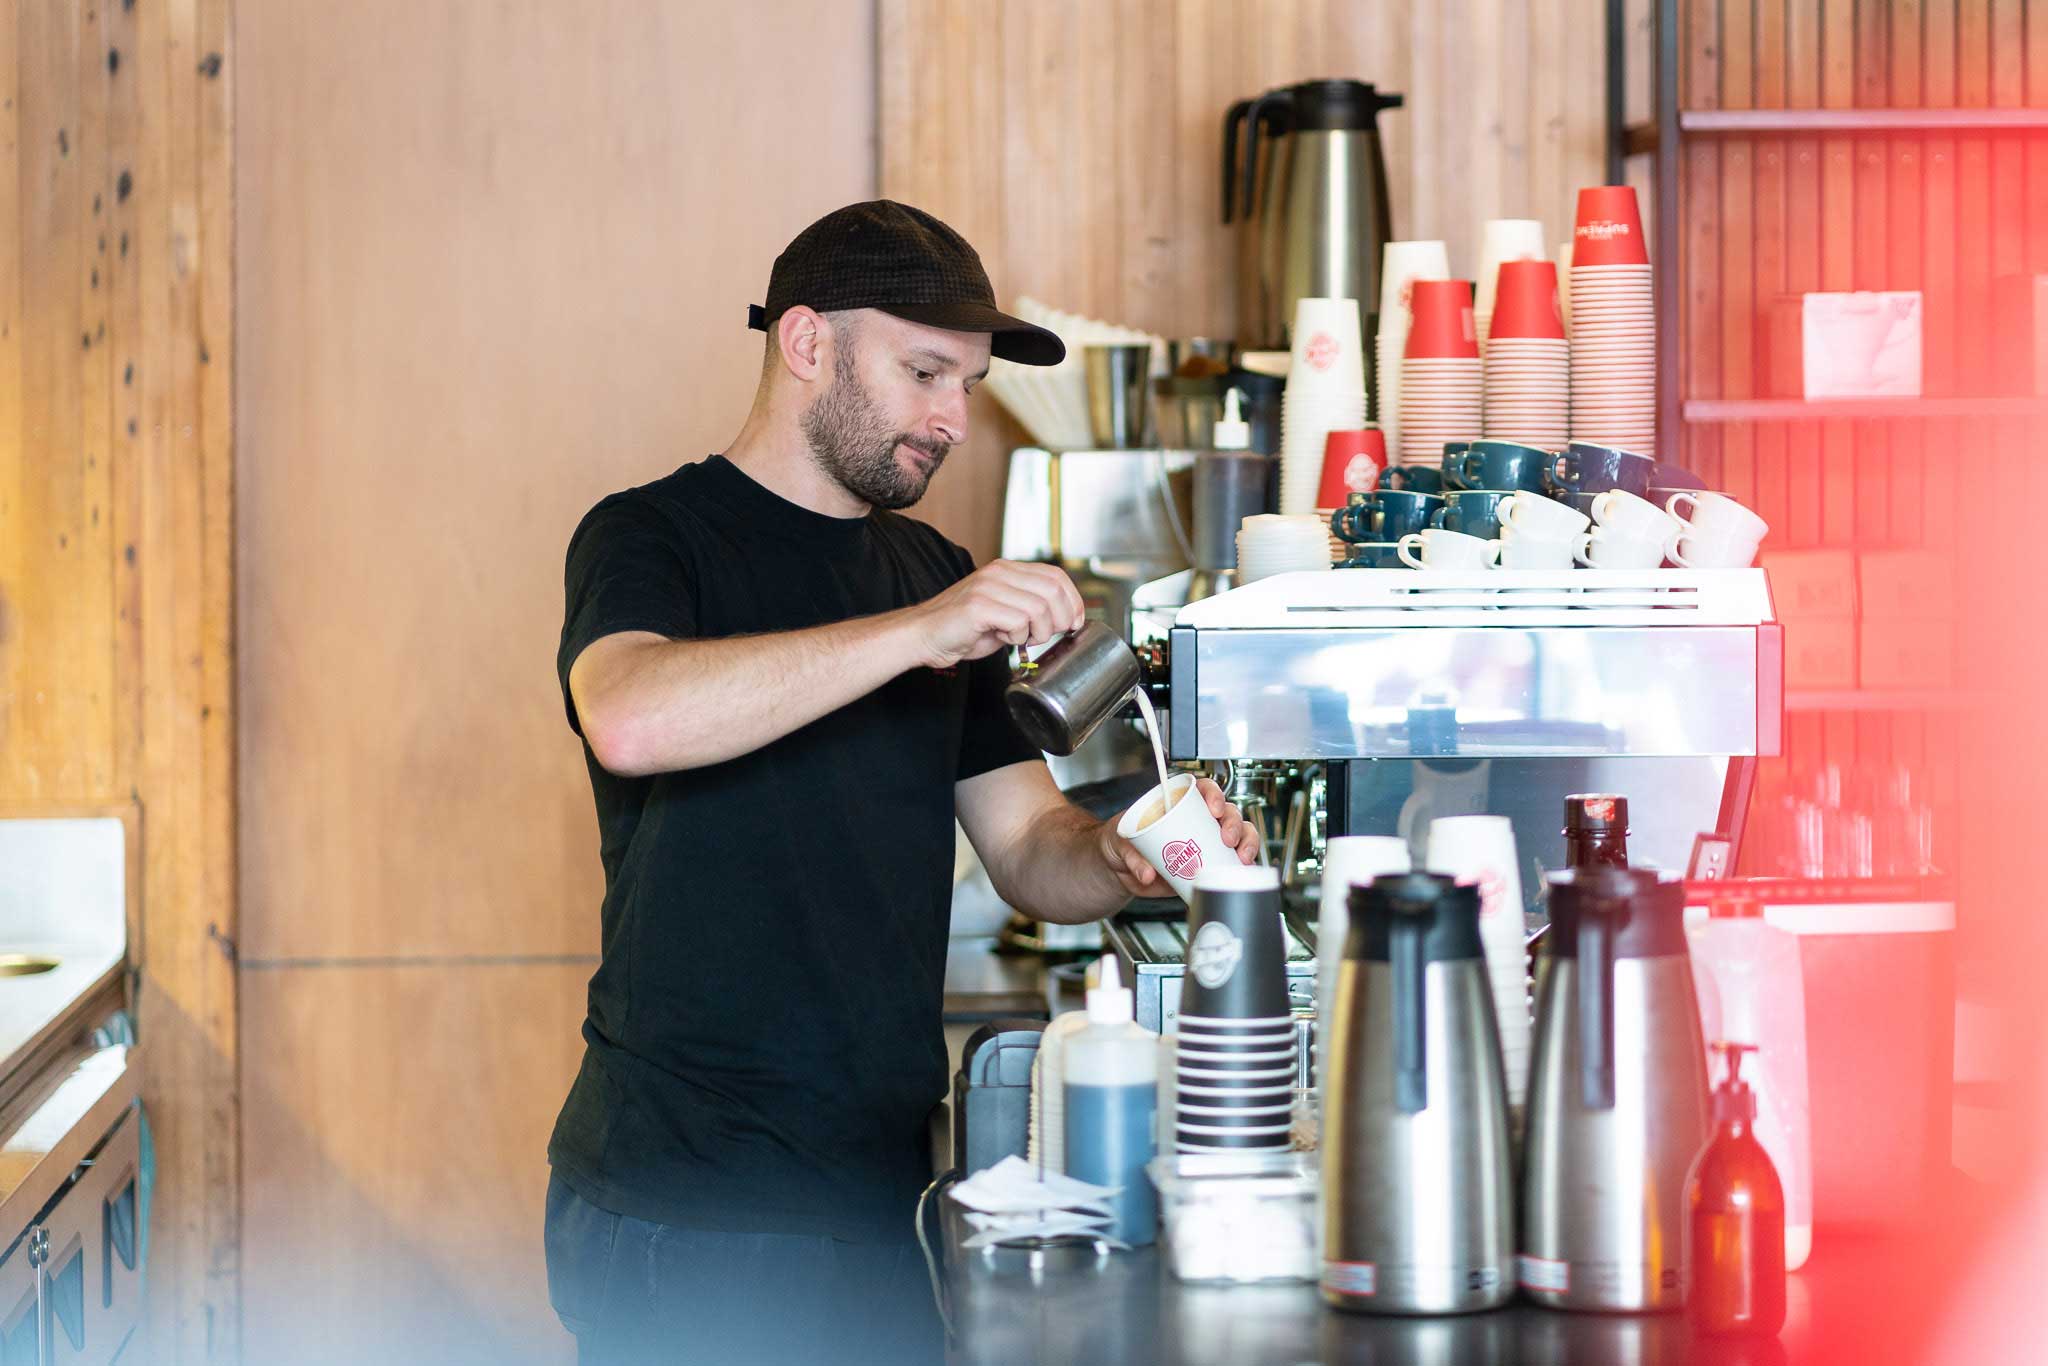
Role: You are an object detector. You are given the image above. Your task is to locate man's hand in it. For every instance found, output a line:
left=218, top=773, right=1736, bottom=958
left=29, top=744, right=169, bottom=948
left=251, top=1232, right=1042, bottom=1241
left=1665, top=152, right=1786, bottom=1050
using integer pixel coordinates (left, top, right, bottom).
left=1097, top=776, right=1264, bottom=898
left=910, top=560, right=1087, bottom=669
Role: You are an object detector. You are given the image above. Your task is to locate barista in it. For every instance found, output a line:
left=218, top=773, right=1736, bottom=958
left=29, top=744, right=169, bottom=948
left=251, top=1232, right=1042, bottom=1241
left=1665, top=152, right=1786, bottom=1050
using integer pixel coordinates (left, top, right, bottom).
left=541, top=201, right=1260, bottom=1366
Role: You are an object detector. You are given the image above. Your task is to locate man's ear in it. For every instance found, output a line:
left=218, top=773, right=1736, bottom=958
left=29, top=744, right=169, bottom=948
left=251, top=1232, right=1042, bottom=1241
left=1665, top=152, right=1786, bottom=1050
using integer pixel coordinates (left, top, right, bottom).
left=777, top=306, right=827, bottom=382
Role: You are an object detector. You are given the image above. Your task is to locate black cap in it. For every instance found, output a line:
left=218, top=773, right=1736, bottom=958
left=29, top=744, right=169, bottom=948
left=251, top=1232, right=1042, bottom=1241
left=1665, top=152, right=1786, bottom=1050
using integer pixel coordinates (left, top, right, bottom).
left=747, top=200, right=1065, bottom=366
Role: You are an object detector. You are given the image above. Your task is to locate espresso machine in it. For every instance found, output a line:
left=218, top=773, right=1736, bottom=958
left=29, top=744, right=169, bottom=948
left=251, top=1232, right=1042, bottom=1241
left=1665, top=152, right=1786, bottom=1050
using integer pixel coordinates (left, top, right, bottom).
left=1100, top=566, right=1783, bottom=1025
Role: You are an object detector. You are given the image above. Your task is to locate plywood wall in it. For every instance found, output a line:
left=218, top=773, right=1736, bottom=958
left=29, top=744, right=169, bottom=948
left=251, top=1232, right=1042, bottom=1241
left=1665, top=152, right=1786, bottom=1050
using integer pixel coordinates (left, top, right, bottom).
left=880, top=0, right=1612, bottom=560
left=0, top=0, right=236, bottom=1360
left=1675, top=0, right=2048, bottom=878
left=234, top=3, right=876, bottom=1361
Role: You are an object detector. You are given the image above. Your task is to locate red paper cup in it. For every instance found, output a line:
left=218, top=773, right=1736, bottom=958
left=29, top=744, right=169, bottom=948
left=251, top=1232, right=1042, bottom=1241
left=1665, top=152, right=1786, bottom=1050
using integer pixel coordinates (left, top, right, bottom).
left=1572, top=186, right=1650, bottom=266
left=1489, top=260, right=1565, bottom=340
left=1403, top=280, right=1480, bottom=359
left=1318, top=429, right=1387, bottom=506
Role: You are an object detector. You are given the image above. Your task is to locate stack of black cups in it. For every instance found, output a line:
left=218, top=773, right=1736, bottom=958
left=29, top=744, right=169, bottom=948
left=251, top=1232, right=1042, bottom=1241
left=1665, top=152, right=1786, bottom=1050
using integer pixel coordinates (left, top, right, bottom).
left=1174, top=864, right=1296, bottom=1153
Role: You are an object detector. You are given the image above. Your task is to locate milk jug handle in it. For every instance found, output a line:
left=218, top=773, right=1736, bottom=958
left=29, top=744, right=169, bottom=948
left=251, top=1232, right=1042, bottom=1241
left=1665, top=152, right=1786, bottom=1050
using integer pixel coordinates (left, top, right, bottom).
left=1391, top=914, right=1428, bottom=1113
left=1579, top=910, right=1617, bottom=1109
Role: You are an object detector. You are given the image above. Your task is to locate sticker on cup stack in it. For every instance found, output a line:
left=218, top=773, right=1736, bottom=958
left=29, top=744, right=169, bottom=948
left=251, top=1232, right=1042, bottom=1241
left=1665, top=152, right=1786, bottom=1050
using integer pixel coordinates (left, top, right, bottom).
left=1187, top=919, right=1242, bottom=988
left=1517, top=1253, right=1570, bottom=1294
left=1304, top=331, right=1340, bottom=372
left=1163, top=838, right=1205, bottom=882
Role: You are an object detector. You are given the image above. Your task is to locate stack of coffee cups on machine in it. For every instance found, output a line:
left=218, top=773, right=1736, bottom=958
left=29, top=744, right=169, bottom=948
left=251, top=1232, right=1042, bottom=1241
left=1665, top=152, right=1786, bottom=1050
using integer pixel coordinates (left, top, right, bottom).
left=1374, top=240, right=1451, bottom=457
left=1473, top=218, right=1546, bottom=355
left=1482, top=260, right=1570, bottom=449
left=1172, top=865, right=1298, bottom=1154
left=1278, top=298, right=1368, bottom=515
left=1396, top=280, right=1483, bottom=465
left=1568, top=186, right=1657, bottom=456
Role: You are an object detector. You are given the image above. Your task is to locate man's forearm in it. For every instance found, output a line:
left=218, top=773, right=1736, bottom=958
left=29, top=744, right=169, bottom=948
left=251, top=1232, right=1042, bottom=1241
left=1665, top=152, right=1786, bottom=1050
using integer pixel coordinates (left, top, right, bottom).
left=579, top=611, right=925, bottom=775
left=999, top=802, right=1144, bottom=925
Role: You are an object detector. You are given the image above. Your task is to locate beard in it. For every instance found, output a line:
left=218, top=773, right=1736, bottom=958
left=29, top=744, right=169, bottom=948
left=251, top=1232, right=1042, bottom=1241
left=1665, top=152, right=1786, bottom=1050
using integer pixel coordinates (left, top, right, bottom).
left=800, top=342, right=950, bottom=511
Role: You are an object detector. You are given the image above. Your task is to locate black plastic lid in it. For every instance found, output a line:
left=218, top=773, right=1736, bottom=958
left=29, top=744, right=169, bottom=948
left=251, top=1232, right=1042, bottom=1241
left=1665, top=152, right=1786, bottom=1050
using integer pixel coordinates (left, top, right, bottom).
left=1286, top=78, right=1403, bottom=131
left=1544, top=866, right=1689, bottom=959
left=1564, top=793, right=1630, bottom=837
left=1346, top=872, right=1483, bottom=964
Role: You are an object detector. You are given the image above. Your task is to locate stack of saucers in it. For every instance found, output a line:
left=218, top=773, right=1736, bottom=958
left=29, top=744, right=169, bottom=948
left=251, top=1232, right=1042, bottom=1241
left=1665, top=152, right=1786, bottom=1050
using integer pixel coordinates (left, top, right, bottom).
left=1236, top=514, right=1334, bottom=583
left=1174, top=864, right=1297, bottom=1154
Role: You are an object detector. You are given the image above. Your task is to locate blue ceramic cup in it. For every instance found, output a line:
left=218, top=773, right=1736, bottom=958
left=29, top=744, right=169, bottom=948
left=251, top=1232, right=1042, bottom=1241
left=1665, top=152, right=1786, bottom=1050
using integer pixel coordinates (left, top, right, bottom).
left=1437, top=441, right=1475, bottom=489
left=1550, top=442, right=1657, bottom=498
left=1378, top=464, right=1447, bottom=494
left=1432, top=489, right=1517, bottom=540
left=1369, top=489, right=1448, bottom=542
left=1454, top=439, right=1555, bottom=494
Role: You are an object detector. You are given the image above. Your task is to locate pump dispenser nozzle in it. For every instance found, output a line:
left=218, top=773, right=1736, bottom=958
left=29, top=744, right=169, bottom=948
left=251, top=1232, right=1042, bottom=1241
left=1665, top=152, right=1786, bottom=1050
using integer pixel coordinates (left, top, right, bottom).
left=1710, top=1040, right=1759, bottom=1123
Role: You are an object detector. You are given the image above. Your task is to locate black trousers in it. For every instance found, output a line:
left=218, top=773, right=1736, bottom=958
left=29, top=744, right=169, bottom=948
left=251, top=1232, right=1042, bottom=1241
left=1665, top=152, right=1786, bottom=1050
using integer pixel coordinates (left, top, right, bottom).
left=543, top=1174, right=946, bottom=1366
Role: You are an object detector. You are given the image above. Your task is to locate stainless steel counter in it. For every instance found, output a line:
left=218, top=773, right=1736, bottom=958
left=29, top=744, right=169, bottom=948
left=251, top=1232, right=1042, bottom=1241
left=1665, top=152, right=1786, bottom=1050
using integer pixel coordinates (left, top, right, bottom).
left=936, top=1191, right=1969, bottom=1366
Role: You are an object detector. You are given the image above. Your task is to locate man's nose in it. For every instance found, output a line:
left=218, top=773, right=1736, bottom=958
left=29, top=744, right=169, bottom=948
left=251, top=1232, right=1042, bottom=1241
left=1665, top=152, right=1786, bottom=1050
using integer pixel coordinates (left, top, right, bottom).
left=929, top=386, right=968, bottom=446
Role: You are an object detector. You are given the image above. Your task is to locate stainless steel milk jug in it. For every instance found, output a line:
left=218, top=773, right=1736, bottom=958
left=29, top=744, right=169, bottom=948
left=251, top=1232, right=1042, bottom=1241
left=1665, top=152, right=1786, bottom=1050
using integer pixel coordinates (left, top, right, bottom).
left=1322, top=873, right=1515, bottom=1315
left=1521, top=867, right=1712, bottom=1312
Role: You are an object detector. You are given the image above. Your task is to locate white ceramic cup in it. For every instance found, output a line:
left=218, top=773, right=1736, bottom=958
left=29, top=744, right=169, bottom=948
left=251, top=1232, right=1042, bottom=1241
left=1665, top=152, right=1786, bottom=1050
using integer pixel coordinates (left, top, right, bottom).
left=1496, top=527, right=1578, bottom=570
left=1665, top=489, right=1769, bottom=543
left=1116, top=773, right=1229, bottom=902
left=1499, top=489, right=1591, bottom=539
left=1573, top=525, right=1671, bottom=570
left=1397, top=528, right=1501, bottom=571
left=1670, top=529, right=1763, bottom=569
left=1589, top=488, right=1679, bottom=540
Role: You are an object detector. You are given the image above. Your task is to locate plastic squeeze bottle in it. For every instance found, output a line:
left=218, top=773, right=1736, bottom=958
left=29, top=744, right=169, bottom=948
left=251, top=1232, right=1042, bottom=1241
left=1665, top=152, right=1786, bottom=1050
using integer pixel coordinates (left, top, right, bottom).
left=1686, top=1042, right=1787, bottom=1338
left=1062, top=954, right=1160, bottom=1246
left=1690, top=894, right=1813, bottom=1269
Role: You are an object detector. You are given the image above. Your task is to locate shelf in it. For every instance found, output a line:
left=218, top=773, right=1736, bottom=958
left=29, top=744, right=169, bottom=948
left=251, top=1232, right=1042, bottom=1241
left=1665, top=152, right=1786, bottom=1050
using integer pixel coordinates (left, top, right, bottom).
left=1684, top=397, right=2048, bottom=421
left=1785, top=690, right=1978, bottom=713
left=1681, top=108, right=2048, bottom=133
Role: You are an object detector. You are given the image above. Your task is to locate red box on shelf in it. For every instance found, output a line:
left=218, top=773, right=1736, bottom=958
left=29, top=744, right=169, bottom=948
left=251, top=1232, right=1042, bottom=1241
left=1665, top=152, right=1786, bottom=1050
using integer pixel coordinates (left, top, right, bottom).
left=1857, top=550, right=1956, bottom=621
left=1859, top=616, right=1955, bottom=691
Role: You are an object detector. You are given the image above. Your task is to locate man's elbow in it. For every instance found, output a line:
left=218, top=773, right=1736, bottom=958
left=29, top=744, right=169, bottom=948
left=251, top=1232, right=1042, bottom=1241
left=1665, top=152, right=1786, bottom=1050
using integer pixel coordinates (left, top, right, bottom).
left=581, top=706, right=653, bottom=778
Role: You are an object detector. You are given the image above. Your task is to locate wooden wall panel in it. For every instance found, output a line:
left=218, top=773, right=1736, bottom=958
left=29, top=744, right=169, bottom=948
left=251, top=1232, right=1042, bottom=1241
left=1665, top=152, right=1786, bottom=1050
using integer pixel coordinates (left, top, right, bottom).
left=235, top=3, right=876, bottom=1361
left=241, top=964, right=588, bottom=1365
left=0, top=0, right=237, bottom=1359
left=882, top=0, right=1611, bottom=560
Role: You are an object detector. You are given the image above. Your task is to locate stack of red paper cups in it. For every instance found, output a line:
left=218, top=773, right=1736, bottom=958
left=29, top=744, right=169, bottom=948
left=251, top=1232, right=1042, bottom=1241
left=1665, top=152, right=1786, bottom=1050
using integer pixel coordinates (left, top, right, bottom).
left=1396, top=280, right=1483, bottom=464
left=1483, top=260, right=1569, bottom=449
left=1567, top=186, right=1656, bottom=455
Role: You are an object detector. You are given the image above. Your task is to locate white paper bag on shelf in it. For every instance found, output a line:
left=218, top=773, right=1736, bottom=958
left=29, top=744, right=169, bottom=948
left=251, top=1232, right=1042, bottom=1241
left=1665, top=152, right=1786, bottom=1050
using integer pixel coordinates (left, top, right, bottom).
left=1801, top=291, right=1922, bottom=399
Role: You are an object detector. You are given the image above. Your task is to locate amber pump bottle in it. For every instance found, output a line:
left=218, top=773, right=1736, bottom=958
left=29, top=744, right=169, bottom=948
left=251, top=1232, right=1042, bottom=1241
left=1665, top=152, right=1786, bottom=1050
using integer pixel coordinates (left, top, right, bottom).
left=1686, top=1042, right=1787, bottom=1337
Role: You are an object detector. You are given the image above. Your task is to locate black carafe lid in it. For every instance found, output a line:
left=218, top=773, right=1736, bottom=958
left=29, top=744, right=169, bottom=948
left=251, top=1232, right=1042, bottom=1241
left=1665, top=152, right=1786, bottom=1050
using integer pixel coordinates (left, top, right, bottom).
left=1345, top=872, right=1482, bottom=963
left=1348, top=873, right=1481, bottom=1114
left=1545, top=867, right=1687, bottom=1111
left=1287, top=78, right=1404, bottom=131
left=1543, top=866, right=1686, bottom=959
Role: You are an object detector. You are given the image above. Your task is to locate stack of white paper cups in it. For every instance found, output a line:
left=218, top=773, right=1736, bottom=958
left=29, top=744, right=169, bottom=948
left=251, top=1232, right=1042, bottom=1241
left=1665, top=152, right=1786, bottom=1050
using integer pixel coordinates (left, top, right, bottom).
left=1424, top=816, right=1532, bottom=1116
left=1473, top=218, right=1546, bottom=355
left=1279, top=297, right=1368, bottom=514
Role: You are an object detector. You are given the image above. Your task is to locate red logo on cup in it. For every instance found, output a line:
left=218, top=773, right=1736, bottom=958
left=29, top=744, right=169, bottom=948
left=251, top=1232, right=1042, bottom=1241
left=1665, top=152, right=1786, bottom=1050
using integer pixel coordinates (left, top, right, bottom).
left=1304, top=331, right=1340, bottom=372
left=1342, top=453, right=1376, bottom=491
left=1162, top=839, right=1205, bottom=880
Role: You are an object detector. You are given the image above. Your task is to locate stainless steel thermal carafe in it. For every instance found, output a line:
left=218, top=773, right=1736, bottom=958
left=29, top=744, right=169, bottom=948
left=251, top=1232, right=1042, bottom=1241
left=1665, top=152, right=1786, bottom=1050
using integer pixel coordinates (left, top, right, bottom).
left=1322, top=873, right=1515, bottom=1315
left=1521, top=867, right=1711, bottom=1312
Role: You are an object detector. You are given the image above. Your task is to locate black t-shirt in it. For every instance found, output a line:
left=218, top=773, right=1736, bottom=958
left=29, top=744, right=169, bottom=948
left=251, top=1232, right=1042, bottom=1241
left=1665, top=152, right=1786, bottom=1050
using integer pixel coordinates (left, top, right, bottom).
left=549, top=455, right=1038, bottom=1243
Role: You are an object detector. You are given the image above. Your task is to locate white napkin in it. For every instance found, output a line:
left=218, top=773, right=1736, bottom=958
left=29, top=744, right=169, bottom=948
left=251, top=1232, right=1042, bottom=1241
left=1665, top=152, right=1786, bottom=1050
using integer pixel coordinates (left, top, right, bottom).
left=950, top=1156, right=1121, bottom=1246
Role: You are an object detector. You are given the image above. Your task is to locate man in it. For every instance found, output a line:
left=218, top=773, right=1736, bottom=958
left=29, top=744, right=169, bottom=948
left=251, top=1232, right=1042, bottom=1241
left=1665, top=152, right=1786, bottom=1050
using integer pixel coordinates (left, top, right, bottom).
left=543, top=200, right=1259, bottom=1365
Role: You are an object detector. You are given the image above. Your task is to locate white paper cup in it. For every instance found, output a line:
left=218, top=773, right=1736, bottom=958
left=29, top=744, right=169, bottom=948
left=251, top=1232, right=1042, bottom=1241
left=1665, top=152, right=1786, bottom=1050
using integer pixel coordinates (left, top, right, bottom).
left=1425, top=815, right=1532, bottom=1106
left=1117, top=773, right=1229, bottom=901
left=1379, top=240, right=1452, bottom=327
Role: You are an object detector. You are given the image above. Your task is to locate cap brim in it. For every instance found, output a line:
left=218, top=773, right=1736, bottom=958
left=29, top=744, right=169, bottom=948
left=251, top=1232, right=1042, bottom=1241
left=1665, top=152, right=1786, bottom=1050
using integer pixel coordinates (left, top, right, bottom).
left=877, top=303, right=1066, bottom=367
